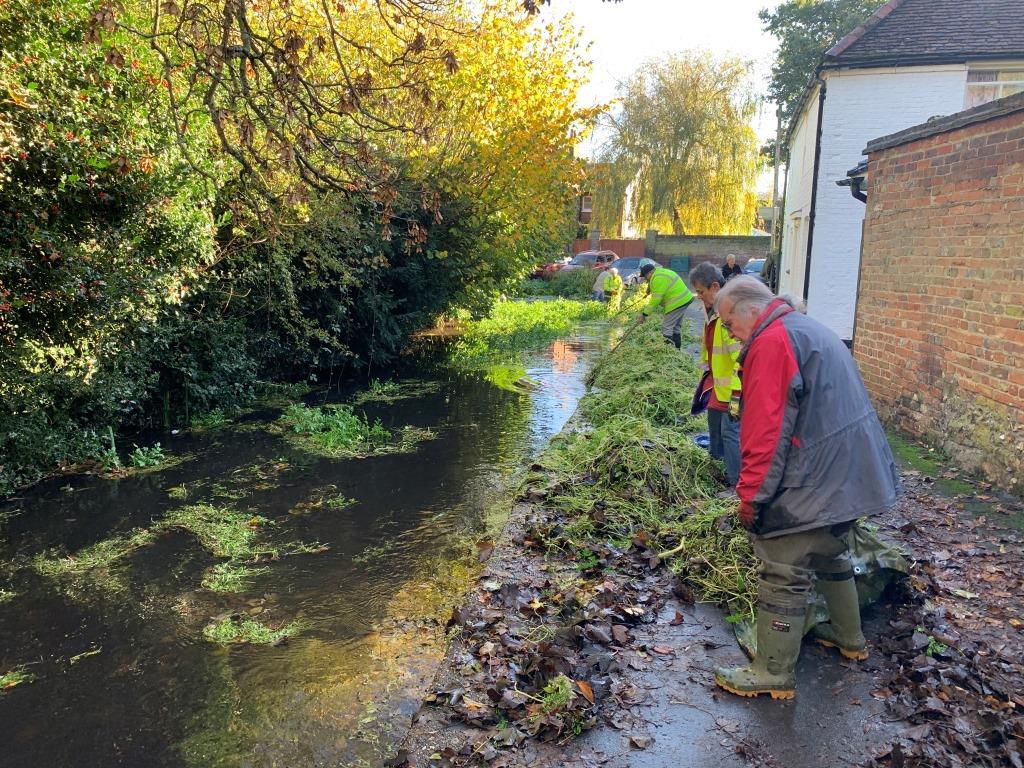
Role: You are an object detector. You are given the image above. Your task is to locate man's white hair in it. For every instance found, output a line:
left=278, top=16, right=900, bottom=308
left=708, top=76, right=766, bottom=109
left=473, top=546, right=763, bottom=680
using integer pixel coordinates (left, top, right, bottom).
left=714, top=275, right=774, bottom=315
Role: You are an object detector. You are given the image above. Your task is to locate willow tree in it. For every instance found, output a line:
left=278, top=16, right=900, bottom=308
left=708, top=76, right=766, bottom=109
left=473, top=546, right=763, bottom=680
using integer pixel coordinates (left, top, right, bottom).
left=598, top=52, right=761, bottom=236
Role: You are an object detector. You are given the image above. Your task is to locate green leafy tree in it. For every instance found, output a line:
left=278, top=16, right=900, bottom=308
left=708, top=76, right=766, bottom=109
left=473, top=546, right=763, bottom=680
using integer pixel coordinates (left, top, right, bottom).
left=597, top=52, right=761, bottom=236
left=760, top=0, right=883, bottom=124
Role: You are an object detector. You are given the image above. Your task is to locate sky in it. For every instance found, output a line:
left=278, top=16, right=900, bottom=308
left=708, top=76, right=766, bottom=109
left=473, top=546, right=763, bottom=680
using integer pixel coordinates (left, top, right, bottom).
left=541, top=0, right=784, bottom=163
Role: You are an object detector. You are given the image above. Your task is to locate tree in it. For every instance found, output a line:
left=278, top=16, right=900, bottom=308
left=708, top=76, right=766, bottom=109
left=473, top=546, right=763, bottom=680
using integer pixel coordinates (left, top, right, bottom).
left=597, top=52, right=761, bottom=236
left=760, top=0, right=882, bottom=125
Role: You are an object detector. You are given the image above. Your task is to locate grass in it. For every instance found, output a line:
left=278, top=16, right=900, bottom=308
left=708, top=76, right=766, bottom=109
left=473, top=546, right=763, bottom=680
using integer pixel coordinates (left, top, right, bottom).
left=0, top=589, right=15, bottom=604
left=202, top=616, right=305, bottom=645
left=0, top=666, right=35, bottom=694
left=33, top=528, right=159, bottom=578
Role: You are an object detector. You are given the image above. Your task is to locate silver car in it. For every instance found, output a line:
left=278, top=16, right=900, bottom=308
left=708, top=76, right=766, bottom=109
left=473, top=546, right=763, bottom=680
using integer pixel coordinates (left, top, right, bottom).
left=614, top=257, right=659, bottom=286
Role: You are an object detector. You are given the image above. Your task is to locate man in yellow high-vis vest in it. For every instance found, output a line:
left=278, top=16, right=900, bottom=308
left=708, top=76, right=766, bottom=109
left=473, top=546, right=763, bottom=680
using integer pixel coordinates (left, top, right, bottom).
left=636, top=263, right=695, bottom=349
left=690, top=261, right=741, bottom=487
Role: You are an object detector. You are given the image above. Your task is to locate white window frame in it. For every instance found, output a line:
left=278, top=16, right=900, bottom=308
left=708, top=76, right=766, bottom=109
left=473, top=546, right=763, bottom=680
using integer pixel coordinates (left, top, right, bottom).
left=580, top=195, right=593, bottom=214
left=965, top=68, right=1024, bottom=109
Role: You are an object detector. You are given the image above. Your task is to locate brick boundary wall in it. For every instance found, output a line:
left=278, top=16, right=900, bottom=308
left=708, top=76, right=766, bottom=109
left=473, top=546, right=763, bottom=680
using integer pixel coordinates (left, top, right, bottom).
left=855, top=100, right=1024, bottom=490
left=650, top=234, right=769, bottom=272
left=572, top=235, right=770, bottom=273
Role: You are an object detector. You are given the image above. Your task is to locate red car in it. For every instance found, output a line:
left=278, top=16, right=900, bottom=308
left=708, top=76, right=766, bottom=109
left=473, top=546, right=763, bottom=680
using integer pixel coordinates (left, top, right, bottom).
left=530, top=255, right=571, bottom=279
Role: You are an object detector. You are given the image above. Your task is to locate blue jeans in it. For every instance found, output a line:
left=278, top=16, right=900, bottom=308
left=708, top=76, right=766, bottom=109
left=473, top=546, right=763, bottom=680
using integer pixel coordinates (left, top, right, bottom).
left=592, top=290, right=605, bottom=301
left=708, top=408, right=740, bottom=487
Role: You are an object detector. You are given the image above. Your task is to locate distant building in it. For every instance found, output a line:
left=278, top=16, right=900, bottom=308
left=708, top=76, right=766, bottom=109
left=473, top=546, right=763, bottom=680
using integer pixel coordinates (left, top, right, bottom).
left=779, top=0, right=1024, bottom=344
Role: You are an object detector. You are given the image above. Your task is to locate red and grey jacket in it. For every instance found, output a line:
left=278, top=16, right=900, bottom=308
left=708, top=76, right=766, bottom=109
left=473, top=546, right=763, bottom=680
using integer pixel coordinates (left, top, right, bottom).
left=736, top=300, right=900, bottom=537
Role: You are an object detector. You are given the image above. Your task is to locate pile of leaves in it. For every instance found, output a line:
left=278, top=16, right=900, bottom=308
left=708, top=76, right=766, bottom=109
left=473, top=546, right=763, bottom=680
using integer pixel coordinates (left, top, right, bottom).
left=407, top=503, right=683, bottom=767
left=868, top=482, right=1024, bottom=767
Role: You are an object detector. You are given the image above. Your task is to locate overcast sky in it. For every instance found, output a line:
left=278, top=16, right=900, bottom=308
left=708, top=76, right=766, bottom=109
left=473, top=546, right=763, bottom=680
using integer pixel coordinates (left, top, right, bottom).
left=541, top=0, right=784, bottom=158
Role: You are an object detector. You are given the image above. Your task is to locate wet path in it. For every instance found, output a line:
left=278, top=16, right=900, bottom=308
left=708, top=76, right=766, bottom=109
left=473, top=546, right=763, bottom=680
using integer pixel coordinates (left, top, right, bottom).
left=0, top=323, right=619, bottom=768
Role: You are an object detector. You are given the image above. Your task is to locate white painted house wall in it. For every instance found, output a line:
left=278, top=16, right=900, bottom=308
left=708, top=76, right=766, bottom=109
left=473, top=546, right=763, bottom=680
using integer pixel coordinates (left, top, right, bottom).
left=779, top=83, right=820, bottom=301
left=781, top=64, right=970, bottom=341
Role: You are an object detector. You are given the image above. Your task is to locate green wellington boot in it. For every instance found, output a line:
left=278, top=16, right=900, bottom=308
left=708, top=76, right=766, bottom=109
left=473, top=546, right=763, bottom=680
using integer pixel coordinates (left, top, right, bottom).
left=715, top=606, right=804, bottom=700
left=812, top=577, right=868, bottom=660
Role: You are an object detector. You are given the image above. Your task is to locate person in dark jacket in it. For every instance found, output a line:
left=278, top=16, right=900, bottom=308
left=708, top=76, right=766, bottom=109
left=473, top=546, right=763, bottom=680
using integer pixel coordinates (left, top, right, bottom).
left=721, top=253, right=743, bottom=282
left=711, top=276, right=900, bottom=700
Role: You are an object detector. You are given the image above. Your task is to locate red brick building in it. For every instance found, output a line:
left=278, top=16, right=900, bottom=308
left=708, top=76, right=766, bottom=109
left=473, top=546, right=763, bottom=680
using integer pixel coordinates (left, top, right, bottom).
left=853, top=91, right=1024, bottom=489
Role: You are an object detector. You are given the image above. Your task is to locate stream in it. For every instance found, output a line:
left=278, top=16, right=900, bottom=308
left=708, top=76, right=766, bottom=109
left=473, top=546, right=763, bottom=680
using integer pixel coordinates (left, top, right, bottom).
left=0, top=321, right=620, bottom=768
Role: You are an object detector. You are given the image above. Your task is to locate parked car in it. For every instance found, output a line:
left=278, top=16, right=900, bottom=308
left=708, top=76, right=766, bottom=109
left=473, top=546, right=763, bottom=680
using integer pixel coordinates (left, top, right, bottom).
left=743, top=258, right=767, bottom=283
left=561, top=250, right=619, bottom=272
left=530, top=254, right=572, bottom=279
left=614, top=256, right=658, bottom=286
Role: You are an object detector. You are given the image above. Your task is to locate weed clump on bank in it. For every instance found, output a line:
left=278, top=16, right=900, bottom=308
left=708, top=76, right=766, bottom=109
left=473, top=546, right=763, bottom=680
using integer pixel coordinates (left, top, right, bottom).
left=515, top=269, right=595, bottom=299
left=451, top=299, right=610, bottom=366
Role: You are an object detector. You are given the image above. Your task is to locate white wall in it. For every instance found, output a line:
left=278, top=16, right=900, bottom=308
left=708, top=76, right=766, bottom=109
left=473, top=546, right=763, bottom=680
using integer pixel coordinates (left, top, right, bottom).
left=779, top=82, right=820, bottom=298
left=807, top=65, right=969, bottom=341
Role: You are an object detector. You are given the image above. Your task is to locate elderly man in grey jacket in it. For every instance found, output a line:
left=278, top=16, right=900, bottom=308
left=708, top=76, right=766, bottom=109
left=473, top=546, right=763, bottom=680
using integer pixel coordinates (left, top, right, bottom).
left=712, top=276, right=900, bottom=700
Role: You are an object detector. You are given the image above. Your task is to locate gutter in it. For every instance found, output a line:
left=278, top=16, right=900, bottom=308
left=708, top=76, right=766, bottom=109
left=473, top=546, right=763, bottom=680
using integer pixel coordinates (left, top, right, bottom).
left=802, top=79, right=827, bottom=303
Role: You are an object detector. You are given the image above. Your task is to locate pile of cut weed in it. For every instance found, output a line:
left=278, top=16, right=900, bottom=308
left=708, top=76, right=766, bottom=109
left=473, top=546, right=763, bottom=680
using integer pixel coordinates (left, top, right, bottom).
left=583, top=323, right=705, bottom=428
left=534, top=322, right=755, bottom=621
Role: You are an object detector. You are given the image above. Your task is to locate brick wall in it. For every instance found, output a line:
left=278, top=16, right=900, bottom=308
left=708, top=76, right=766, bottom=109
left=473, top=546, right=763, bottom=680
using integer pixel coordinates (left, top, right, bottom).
left=649, top=234, right=769, bottom=270
left=855, top=103, right=1024, bottom=489
left=571, top=235, right=769, bottom=271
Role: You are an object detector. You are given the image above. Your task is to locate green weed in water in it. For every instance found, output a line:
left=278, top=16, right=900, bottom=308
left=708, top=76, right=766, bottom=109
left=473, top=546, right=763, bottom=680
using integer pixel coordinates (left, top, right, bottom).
left=349, top=379, right=441, bottom=406
left=202, top=616, right=305, bottom=645
left=160, top=504, right=270, bottom=560
left=201, top=562, right=271, bottom=593
left=167, top=485, right=189, bottom=500
left=0, top=666, right=35, bottom=694
left=33, top=528, right=159, bottom=578
left=192, top=409, right=230, bottom=430
left=279, top=403, right=400, bottom=458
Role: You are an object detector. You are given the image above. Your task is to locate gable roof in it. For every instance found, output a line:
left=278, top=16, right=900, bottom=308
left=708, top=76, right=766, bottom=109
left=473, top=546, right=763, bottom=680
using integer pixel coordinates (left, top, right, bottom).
left=824, top=0, right=1024, bottom=68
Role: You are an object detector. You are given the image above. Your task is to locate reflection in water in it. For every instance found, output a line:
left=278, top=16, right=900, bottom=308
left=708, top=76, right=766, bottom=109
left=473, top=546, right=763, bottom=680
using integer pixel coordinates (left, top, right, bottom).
left=0, top=322, right=616, bottom=768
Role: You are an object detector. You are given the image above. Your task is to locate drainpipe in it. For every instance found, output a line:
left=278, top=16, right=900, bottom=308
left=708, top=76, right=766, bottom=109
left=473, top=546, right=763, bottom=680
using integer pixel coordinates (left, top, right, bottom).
left=802, top=78, right=827, bottom=303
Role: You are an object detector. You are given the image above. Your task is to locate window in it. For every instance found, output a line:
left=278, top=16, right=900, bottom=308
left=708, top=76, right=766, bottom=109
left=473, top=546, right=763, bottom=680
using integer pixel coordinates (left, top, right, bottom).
left=580, top=195, right=593, bottom=214
left=965, top=70, right=1024, bottom=109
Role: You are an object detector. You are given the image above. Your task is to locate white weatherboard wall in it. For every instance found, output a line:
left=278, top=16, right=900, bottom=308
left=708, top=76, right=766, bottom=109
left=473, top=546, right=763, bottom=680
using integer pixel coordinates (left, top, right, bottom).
left=779, top=83, right=820, bottom=300
left=806, top=65, right=969, bottom=341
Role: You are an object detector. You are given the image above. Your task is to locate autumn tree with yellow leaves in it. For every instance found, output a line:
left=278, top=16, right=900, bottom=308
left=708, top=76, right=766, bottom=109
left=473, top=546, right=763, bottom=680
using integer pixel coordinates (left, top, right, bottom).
left=0, top=0, right=593, bottom=489
left=597, top=51, right=762, bottom=236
